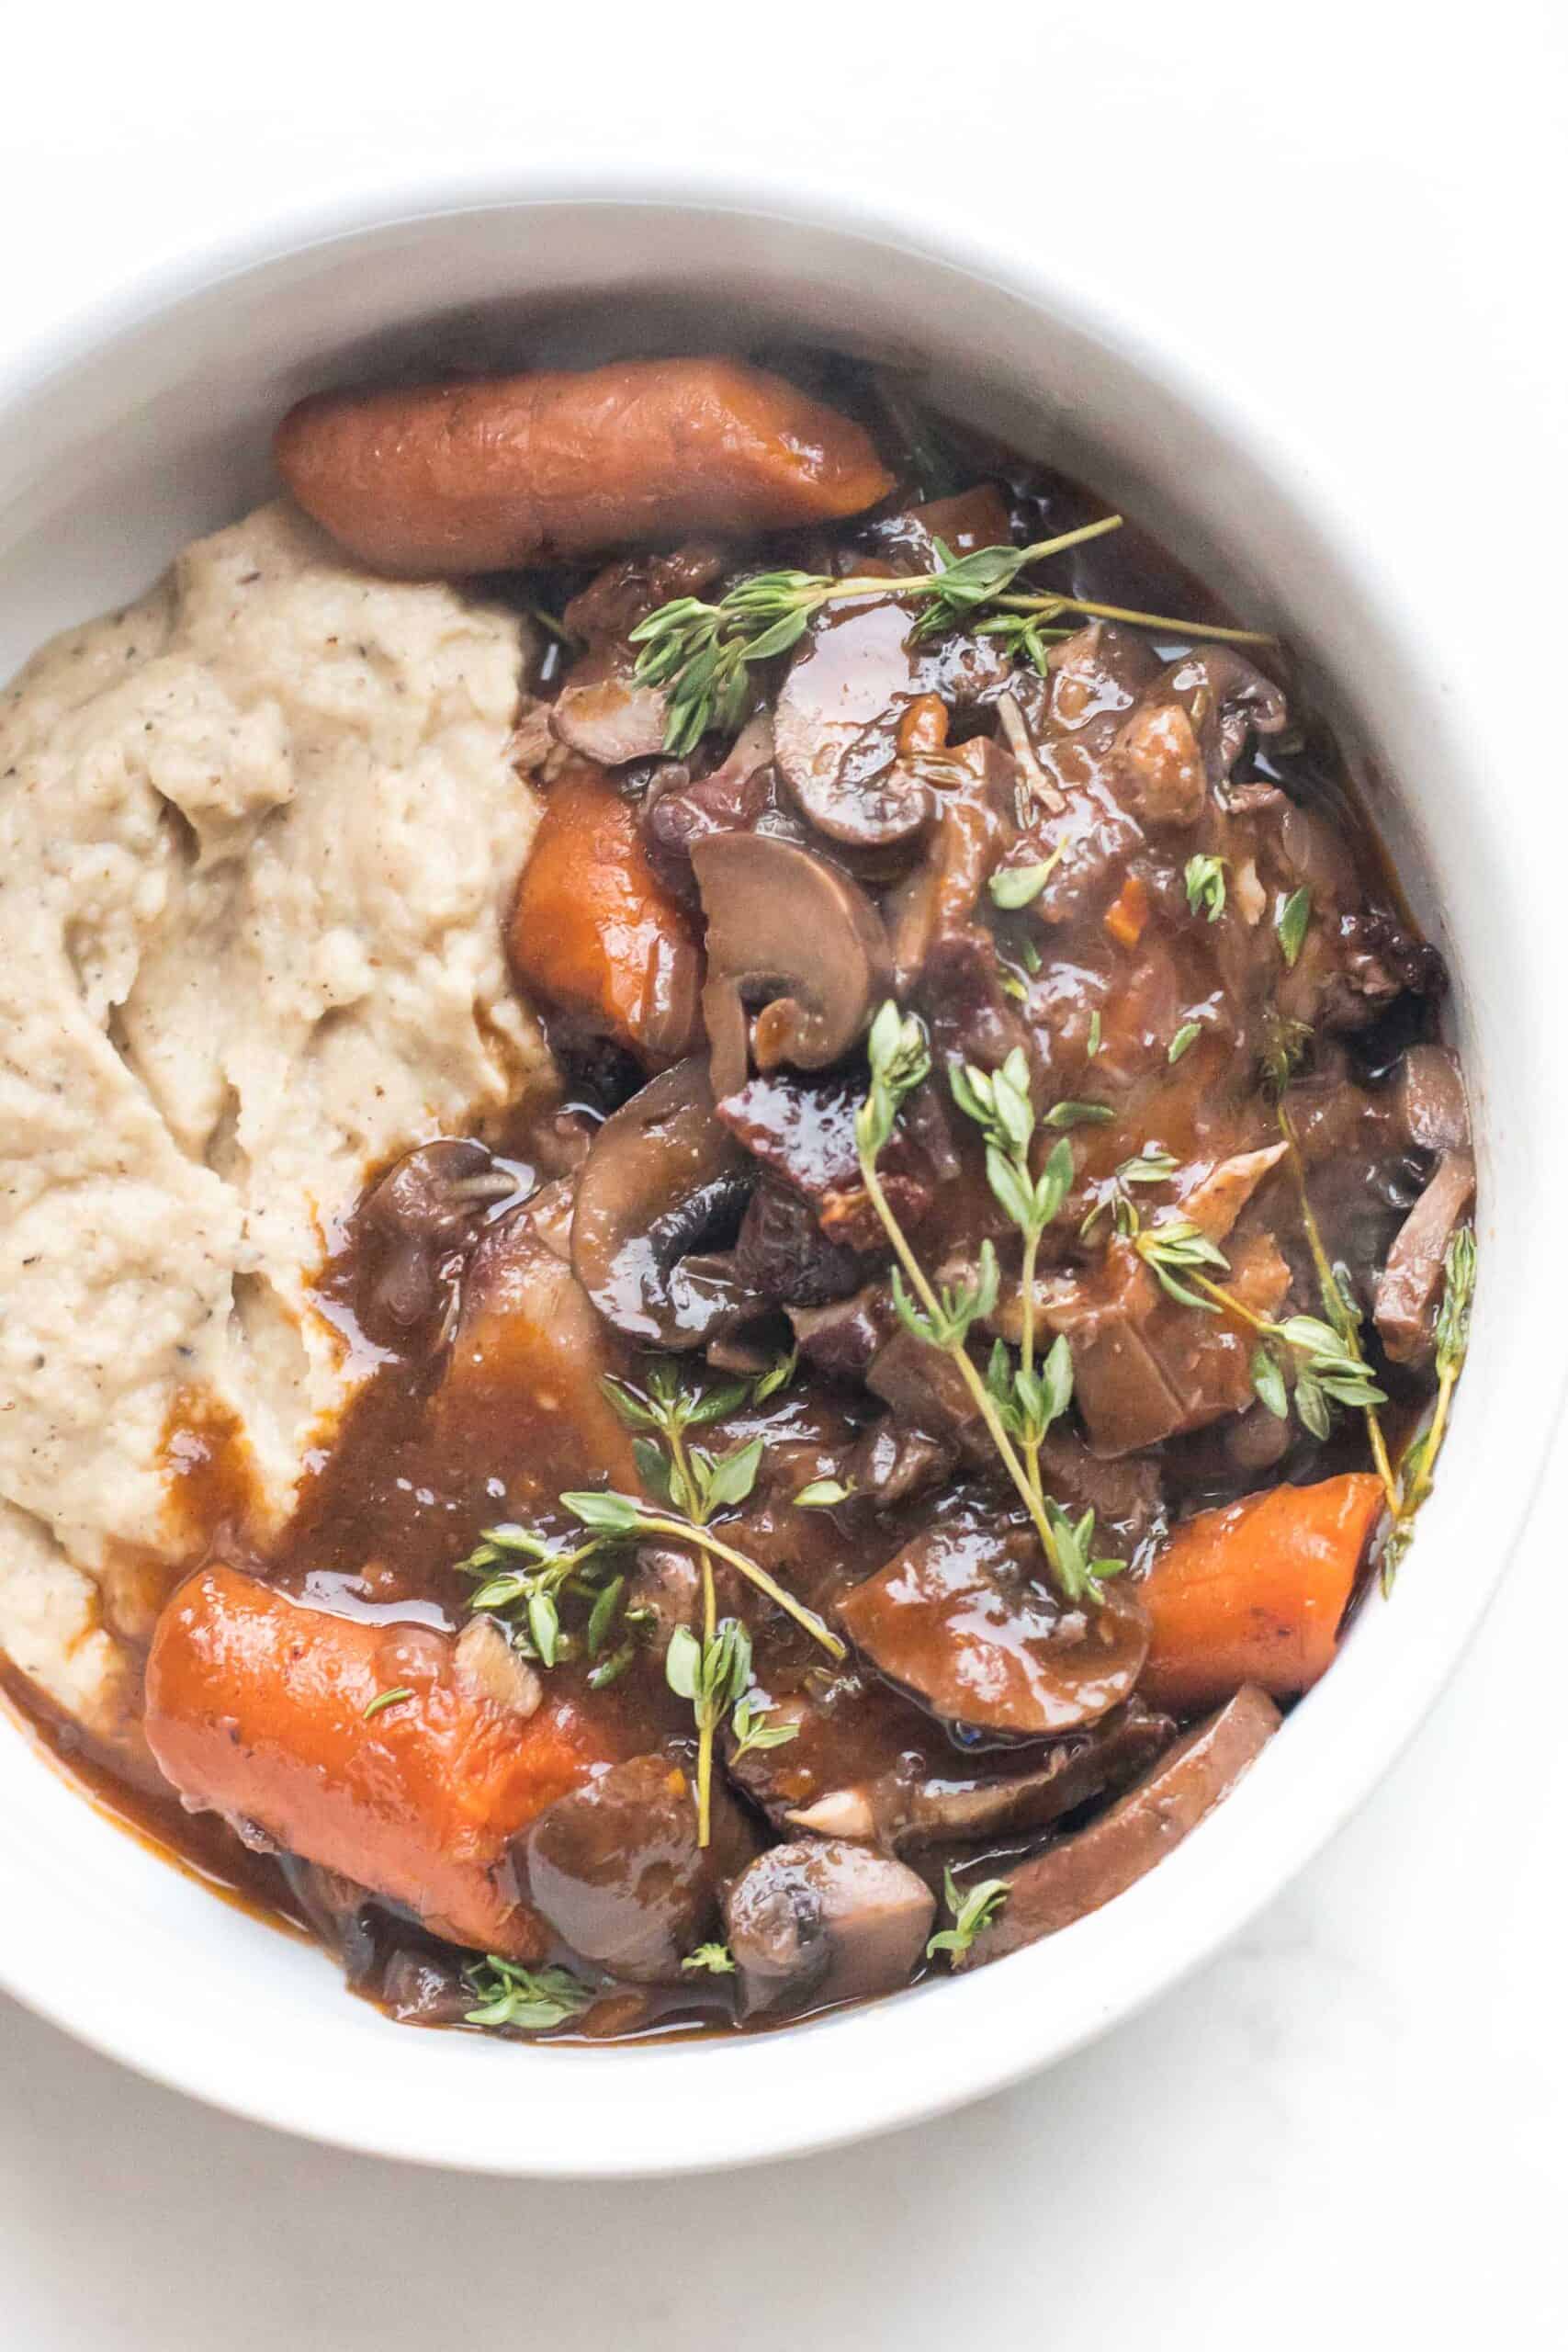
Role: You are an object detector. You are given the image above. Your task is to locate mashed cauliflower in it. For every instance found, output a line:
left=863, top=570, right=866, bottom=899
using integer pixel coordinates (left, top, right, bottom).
left=0, top=502, right=544, bottom=1746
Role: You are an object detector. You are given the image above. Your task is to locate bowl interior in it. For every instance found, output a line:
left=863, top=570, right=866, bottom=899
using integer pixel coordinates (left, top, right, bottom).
left=0, top=190, right=1551, bottom=2175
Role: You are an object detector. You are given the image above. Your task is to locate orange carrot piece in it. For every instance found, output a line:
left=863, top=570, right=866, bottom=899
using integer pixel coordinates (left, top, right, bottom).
left=145, top=1565, right=627, bottom=1959
left=1139, top=1473, right=1384, bottom=1712
left=509, top=761, right=703, bottom=1060
left=1103, top=872, right=1149, bottom=949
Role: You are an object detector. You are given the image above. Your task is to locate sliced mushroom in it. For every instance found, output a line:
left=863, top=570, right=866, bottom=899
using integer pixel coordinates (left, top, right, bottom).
left=519, top=1755, right=755, bottom=1984
left=723, top=1838, right=935, bottom=2016
left=643, top=714, right=776, bottom=873
left=772, top=599, right=1010, bottom=850
left=1374, top=1148, right=1476, bottom=1364
left=837, top=1499, right=1150, bottom=1738
left=782, top=1701, right=1176, bottom=1853
left=953, top=1685, right=1281, bottom=1968
left=1393, top=1043, right=1471, bottom=1156
left=570, top=1057, right=750, bottom=1349
left=772, top=603, right=936, bottom=850
left=361, top=1140, right=514, bottom=1327
left=1179, top=647, right=1290, bottom=776
left=550, top=650, right=671, bottom=766
left=693, top=833, right=891, bottom=1098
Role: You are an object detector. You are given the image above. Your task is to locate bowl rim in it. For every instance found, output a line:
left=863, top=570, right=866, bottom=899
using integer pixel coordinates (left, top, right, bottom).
left=0, top=165, right=1559, bottom=2177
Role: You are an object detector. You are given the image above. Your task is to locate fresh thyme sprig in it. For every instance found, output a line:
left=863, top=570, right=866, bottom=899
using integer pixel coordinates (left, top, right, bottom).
left=464, top=1956, right=595, bottom=2032
left=457, top=1524, right=629, bottom=1679
left=558, top=1483, right=841, bottom=1848
left=1381, top=1227, right=1475, bottom=1590
left=630, top=517, right=1274, bottom=755
left=729, top=1690, right=800, bottom=1761
left=1134, top=1218, right=1388, bottom=1442
left=456, top=1355, right=840, bottom=1846
left=592, top=1362, right=839, bottom=1841
left=1261, top=1012, right=1314, bottom=1095
left=855, top=1005, right=1113, bottom=1606
left=949, top=1049, right=1076, bottom=1506
left=1274, top=1101, right=1400, bottom=1509
left=926, top=1867, right=1010, bottom=1962
left=1079, top=1147, right=1179, bottom=1239
left=666, top=1615, right=753, bottom=1842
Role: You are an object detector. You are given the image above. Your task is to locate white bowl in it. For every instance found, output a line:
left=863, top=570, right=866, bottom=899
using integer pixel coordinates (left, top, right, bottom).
left=0, top=178, right=1556, bottom=2177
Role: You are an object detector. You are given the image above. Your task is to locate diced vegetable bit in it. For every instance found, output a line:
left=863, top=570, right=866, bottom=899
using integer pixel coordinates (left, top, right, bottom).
left=1104, top=872, right=1150, bottom=948
left=1138, top=1475, right=1385, bottom=1712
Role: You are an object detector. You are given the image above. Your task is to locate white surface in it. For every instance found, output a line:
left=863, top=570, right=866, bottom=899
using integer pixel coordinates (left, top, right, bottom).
left=2, top=0, right=1565, bottom=2337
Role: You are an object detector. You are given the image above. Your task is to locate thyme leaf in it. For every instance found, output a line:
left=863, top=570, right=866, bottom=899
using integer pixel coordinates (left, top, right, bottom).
left=1276, top=887, right=1312, bottom=968
left=1184, top=854, right=1229, bottom=922
left=464, top=1957, right=594, bottom=2033
left=682, top=1943, right=737, bottom=1975
left=362, top=1686, right=414, bottom=1722
left=729, top=1692, right=800, bottom=1761
left=926, top=1868, right=1010, bottom=1962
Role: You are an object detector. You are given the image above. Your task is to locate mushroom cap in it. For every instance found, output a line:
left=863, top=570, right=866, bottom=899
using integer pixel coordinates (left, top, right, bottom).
left=722, top=1838, right=935, bottom=2017
left=837, top=1499, right=1150, bottom=1738
left=570, top=1056, right=750, bottom=1349
left=693, top=832, right=892, bottom=1099
left=772, top=600, right=1009, bottom=849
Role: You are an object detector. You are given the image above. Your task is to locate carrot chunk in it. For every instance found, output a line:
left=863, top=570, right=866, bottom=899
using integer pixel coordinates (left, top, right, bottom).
left=145, top=1565, right=627, bottom=1958
left=1103, top=872, right=1150, bottom=948
left=509, top=762, right=703, bottom=1060
left=276, top=356, right=894, bottom=576
left=1139, top=1473, right=1384, bottom=1712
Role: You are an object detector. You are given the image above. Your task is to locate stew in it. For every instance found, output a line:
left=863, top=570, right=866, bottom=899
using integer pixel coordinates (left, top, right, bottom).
left=11, top=345, right=1475, bottom=2044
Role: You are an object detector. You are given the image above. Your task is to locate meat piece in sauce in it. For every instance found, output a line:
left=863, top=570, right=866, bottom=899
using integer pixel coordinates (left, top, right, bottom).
left=520, top=1753, right=756, bottom=1983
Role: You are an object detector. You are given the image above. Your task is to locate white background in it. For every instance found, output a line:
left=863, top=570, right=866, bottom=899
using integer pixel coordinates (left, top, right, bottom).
left=3, top=3, right=1565, bottom=2344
